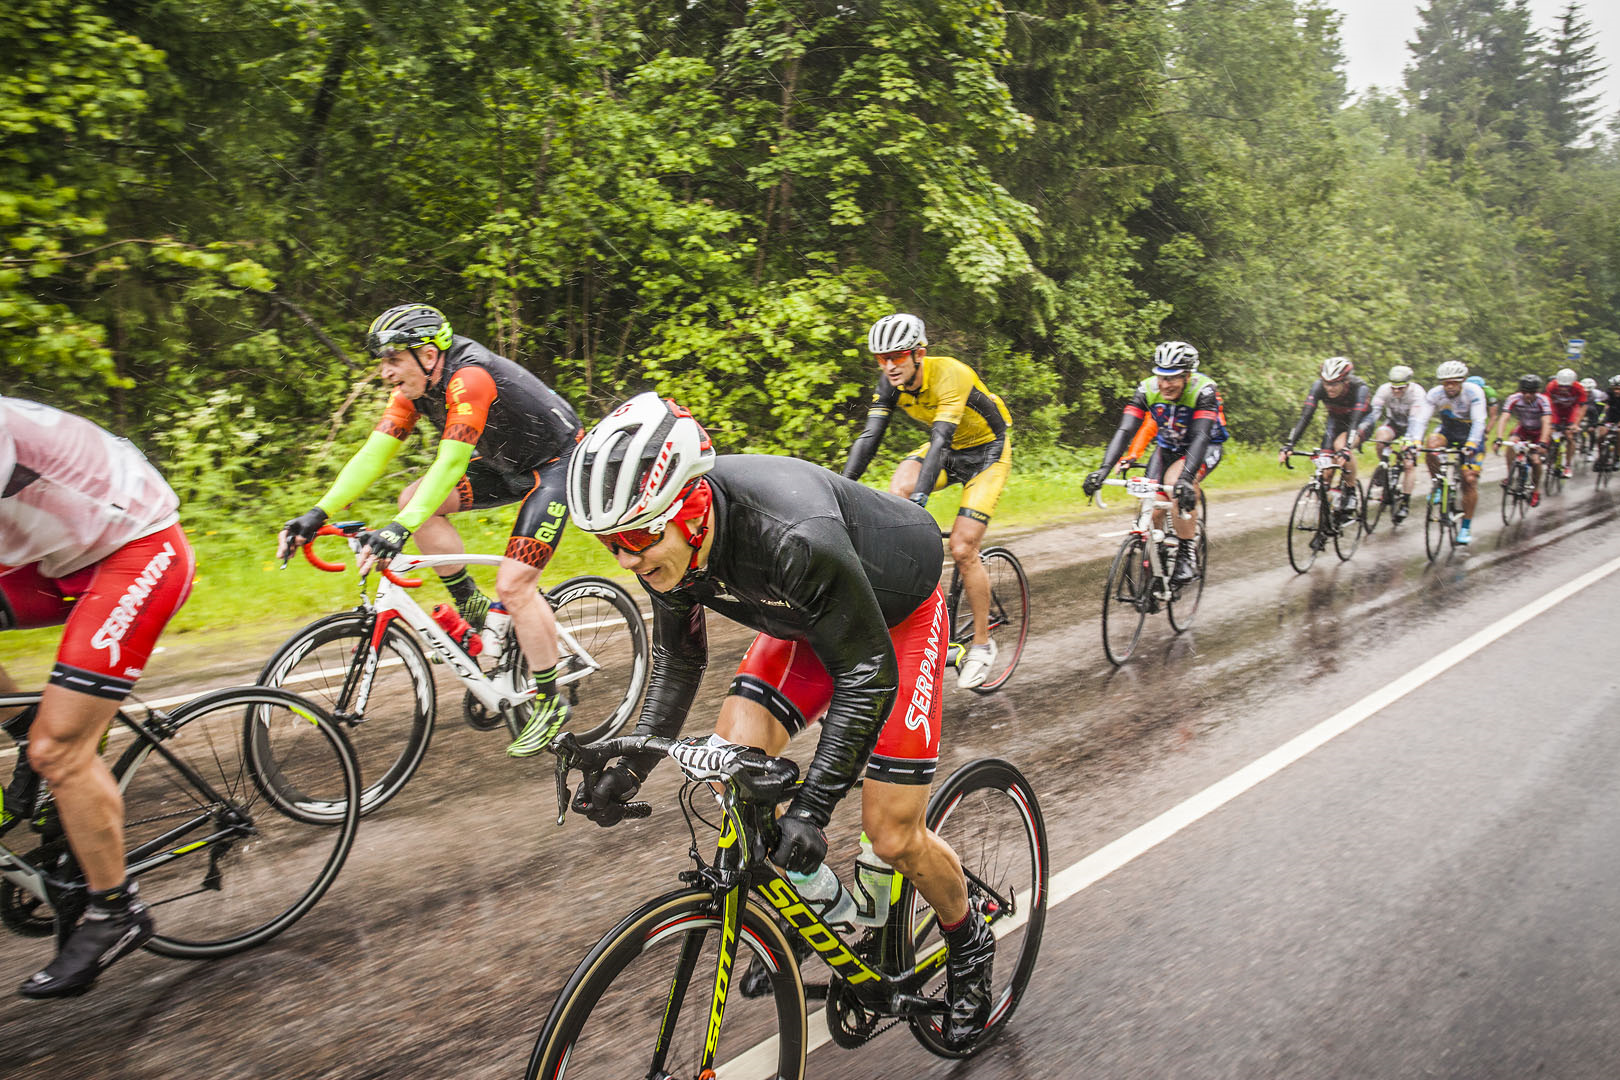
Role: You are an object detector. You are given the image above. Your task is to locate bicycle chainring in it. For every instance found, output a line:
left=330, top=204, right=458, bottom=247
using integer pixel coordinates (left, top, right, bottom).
left=826, top=978, right=896, bottom=1049
left=461, top=690, right=504, bottom=732
left=0, top=877, right=54, bottom=937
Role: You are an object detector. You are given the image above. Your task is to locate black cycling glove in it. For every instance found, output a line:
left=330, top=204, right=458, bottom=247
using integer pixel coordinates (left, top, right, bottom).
left=358, top=520, right=411, bottom=565
left=279, top=506, right=328, bottom=559
left=572, top=763, right=642, bottom=827
left=1082, top=469, right=1107, bottom=498
left=1173, top=477, right=1198, bottom=512
left=771, top=807, right=828, bottom=875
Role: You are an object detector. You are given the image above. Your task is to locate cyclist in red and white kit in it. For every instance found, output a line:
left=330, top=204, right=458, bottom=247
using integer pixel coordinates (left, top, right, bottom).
left=1544, top=369, right=1589, bottom=479
left=0, top=398, right=195, bottom=998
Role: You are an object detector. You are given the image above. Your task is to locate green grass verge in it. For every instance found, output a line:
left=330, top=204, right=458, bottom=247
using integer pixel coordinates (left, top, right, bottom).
left=3, top=442, right=1301, bottom=679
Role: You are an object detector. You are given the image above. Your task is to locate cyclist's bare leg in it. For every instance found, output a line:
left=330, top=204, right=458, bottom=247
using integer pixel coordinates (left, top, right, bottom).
left=1162, top=458, right=1198, bottom=540
left=862, top=779, right=969, bottom=925
left=1331, top=430, right=1356, bottom=486
left=888, top=458, right=923, bottom=501
left=397, top=480, right=467, bottom=578
left=497, top=557, right=559, bottom=670
left=26, top=685, right=125, bottom=890
left=948, top=516, right=990, bottom=647
left=715, top=695, right=791, bottom=756
left=1461, top=459, right=1480, bottom=517
left=1425, top=432, right=1447, bottom=475
left=0, top=661, right=23, bottom=725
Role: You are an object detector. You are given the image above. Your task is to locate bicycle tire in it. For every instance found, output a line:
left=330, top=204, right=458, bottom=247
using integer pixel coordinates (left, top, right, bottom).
left=946, top=548, right=1030, bottom=694
left=1546, top=452, right=1564, bottom=495
left=113, top=686, right=360, bottom=960
left=1167, top=489, right=1207, bottom=633
left=534, top=575, right=649, bottom=742
left=1424, top=488, right=1445, bottom=561
left=1364, top=465, right=1389, bottom=534
left=526, top=889, right=808, bottom=1080
left=1334, top=480, right=1366, bottom=562
left=1286, top=483, right=1323, bottom=574
left=900, top=757, right=1048, bottom=1058
left=257, top=611, right=435, bottom=817
left=1101, top=536, right=1150, bottom=665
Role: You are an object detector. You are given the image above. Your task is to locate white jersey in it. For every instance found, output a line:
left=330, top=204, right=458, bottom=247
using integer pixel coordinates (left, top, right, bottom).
left=0, top=398, right=180, bottom=577
left=1368, top=382, right=1431, bottom=439
left=1424, top=382, right=1488, bottom=444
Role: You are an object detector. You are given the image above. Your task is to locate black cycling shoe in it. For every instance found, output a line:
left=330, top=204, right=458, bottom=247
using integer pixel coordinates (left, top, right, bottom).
left=942, top=906, right=996, bottom=1049
left=1169, top=541, right=1200, bottom=588
left=19, top=898, right=153, bottom=1000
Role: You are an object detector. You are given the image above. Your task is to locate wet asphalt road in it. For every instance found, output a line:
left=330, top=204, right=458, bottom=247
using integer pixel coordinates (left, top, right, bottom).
left=2, top=465, right=1618, bottom=1080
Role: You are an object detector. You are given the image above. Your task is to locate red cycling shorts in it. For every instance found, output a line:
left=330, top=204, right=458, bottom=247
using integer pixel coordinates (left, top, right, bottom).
left=1550, top=405, right=1581, bottom=428
left=0, top=523, right=195, bottom=700
left=728, top=587, right=947, bottom=786
left=1508, top=426, right=1547, bottom=446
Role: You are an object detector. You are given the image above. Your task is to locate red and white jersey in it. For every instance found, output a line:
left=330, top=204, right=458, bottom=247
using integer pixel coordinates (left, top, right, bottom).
left=0, top=397, right=180, bottom=578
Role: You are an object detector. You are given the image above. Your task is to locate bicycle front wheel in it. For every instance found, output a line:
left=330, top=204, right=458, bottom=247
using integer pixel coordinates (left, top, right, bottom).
left=947, top=548, right=1030, bottom=694
left=1334, top=480, right=1366, bottom=562
left=257, top=611, right=435, bottom=817
left=527, top=889, right=808, bottom=1080
left=538, top=575, right=649, bottom=743
left=1167, top=490, right=1207, bottom=633
left=901, top=758, right=1048, bottom=1058
left=115, top=686, right=360, bottom=959
left=1286, top=483, right=1323, bottom=574
left=1365, top=471, right=1388, bottom=533
left=1101, top=536, right=1150, bottom=665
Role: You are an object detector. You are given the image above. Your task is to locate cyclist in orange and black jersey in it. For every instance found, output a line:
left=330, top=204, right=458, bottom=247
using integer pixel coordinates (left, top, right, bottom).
left=277, top=304, right=583, bottom=758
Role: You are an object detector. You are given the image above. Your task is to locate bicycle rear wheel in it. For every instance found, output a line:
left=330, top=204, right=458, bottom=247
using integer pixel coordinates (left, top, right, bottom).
left=947, top=548, right=1030, bottom=694
left=533, top=576, right=649, bottom=742
left=901, top=757, right=1048, bottom=1058
left=526, top=890, right=807, bottom=1080
left=114, top=687, right=360, bottom=959
left=257, top=612, right=434, bottom=817
left=1167, top=490, right=1207, bottom=633
left=1101, top=537, right=1150, bottom=665
left=1424, top=489, right=1446, bottom=561
left=1286, top=483, right=1324, bottom=573
left=1364, top=467, right=1389, bottom=534
left=1334, top=480, right=1366, bottom=561
left=1546, top=452, right=1564, bottom=494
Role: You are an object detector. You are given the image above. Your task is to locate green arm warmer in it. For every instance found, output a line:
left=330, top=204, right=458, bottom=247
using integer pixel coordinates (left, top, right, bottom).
left=316, top=431, right=406, bottom=516
left=396, top=437, right=476, bottom=531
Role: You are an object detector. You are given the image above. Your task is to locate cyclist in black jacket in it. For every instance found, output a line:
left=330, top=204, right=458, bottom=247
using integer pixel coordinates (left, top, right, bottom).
left=565, top=393, right=995, bottom=1049
left=1280, top=356, right=1372, bottom=517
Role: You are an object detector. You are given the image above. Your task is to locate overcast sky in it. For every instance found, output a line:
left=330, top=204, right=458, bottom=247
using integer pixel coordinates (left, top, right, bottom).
left=1335, top=0, right=1618, bottom=122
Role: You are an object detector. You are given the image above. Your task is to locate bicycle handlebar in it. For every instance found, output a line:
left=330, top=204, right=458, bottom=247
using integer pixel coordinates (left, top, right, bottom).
left=552, top=732, right=662, bottom=826
left=302, top=524, right=423, bottom=588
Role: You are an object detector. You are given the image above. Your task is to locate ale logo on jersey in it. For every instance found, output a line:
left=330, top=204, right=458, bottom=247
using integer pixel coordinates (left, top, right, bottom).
left=91, top=543, right=176, bottom=666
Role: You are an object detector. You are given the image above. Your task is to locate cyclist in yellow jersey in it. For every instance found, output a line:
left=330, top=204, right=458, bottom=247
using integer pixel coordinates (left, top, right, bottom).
left=843, top=314, right=1012, bottom=689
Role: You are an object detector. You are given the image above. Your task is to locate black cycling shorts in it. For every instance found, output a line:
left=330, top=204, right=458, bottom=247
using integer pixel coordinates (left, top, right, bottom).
left=454, top=445, right=573, bottom=569
left=1145, top=443, right=1223, bottom=483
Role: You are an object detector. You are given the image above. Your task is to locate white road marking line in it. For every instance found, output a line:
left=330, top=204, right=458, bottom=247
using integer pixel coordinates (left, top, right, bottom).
left=720, top=550, right=1620, bottom=1078
left=1098, top=530, right=1131, bottom=539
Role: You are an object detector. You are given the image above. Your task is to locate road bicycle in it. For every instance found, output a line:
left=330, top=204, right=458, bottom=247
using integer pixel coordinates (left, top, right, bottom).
left=0, top=686, right=359, bottom=960
left=1097, top=466, right=1207, bottom=666
left=260, top=522, right=648, bottom=816
left=1544, top=428, right=1567, bottom=495
left=1496, top=439, right=1540, bottom=524
left=528, top=732, right=1047, bottom=1079
left=1422, top=445, right=1470, bottom=560
left=939, top=531, right=1030, bottom=693
left=1283, top=449, right=1365, bottom=573
left=1594, top=431, right=1616, bottom=488
left=1362, top=439, right=1418, bottom=533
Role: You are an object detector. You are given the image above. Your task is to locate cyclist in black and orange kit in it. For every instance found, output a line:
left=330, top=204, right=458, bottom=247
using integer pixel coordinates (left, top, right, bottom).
left=842, top=314, right=1011, bottom=690
left=276, top=304, right=583, bottom=757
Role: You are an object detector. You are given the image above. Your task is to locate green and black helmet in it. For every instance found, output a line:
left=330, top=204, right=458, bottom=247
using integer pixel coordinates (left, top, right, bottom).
left=366, top=303, right=453, bottom=358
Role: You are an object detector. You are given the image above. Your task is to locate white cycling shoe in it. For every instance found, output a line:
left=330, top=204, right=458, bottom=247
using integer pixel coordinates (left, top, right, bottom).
left=956, top=641, right=998, bottom=689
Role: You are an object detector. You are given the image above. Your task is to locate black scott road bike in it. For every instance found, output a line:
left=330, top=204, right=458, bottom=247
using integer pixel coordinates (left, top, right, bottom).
left=529, top=733, right=1048, bottom=1079
left=1284, top=449, right=1365, bottom=573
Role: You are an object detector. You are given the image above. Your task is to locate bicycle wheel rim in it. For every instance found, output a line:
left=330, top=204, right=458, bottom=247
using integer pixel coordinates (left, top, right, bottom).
left=119, top=688, right=360, bottom=959
left=257, top=613, right=434, bottom=817
left=1424, top=493, right=1443, bottom=560
left=1102, top=538, right=1149, bottom=665
left=1334, top=480, right=1365, bottom=561
left=1287, top=484, right=1322, bottom=573
left=527, top=891, right=807, bottom=1080
left=968, top=549, right=1029, bottom=694
left=542, top=576, right=649, bottom=743
left=903, top=758, right=1047, bottom=1058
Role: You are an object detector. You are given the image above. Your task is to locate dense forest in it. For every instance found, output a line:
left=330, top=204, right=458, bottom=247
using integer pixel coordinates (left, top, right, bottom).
left=3, top=0, right=1617, bottom=513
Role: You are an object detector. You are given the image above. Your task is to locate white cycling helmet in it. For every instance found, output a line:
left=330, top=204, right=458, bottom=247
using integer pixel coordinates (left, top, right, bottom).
left=867, top=313, right=927, bottom=354
left=1580, top=377, right=1597, bottom=390
left=1320, top=356, right=1353, bottom=381
left=1555, top=368, right=1576, bottom=385
left=1152, top=340, right=1199, bottom=375
left=1388, top=364, right=1414, bottom=385
left=567, top=393, right=716, bottom=534
left=1435, top=360, right=1469, bottom=380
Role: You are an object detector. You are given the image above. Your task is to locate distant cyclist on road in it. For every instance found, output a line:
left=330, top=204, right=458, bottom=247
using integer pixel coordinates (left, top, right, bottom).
left=842, top=313, right=1011, bottom=689
left=1600, top=375, right=1620, bottom=469
left=1491, top=375, right=1553, bottom=506
left=1, top=398, right=196, bottom=998
left=1082, top=341, right=1229, bottom=587
left=1279, top=356, right=1371, bottom=519
left=568, top=393, right=997, bottom=1049
left=1544, top=369, right=1589, bottom=479
left=1578, top=378, right=1607, bottom=462
left=1423, top=361, right=1487, bottom=544
left=1358, top=364, right=1430, bottom=523
left=276, top=303, right=584, bottom=758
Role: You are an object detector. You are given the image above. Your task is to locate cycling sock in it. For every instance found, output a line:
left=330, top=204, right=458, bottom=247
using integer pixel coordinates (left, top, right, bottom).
left=88, top=879, right=136, bottom=914
left=440, top=568, right=480, bottom=605
left=939, top=910, right=971, bottom=938
left=533, top=665, right=559, bottom=699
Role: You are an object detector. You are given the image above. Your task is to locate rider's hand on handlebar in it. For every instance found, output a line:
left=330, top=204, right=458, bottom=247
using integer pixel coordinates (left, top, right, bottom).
left=1173, top=477, right=1198, bottom=512
left=278, top=506, right=328, bottom=562
left=355, top=520, right=411, bottom=576
left=571, top=762, right=643, bottom=827
left=771, top=808, right=829, bottom=875
left=1082, top=469, right=1107, bottom=499
left=1277, top=445, right=1293, bottom=466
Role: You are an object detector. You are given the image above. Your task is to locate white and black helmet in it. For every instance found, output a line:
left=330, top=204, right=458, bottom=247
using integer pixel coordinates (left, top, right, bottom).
left=1580, top=377, right=1597, bottom=390
left=1152, top=341, right=1199, bottom=375
left=566, top=393, right=716, bottom=534
left=867, top=313, right=927, bottom=354
left=1555, top=368, right=1577, bottom=385
left=1388, top=364, right=1414, bottom=385
left=1435, top=360, right=1469, bottom=381
left=1320, top=356, right=1354, bottom=381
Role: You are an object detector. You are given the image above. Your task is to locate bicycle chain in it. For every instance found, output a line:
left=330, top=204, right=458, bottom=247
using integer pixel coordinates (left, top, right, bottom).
left=824, top=979, right=901, bottom=1049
